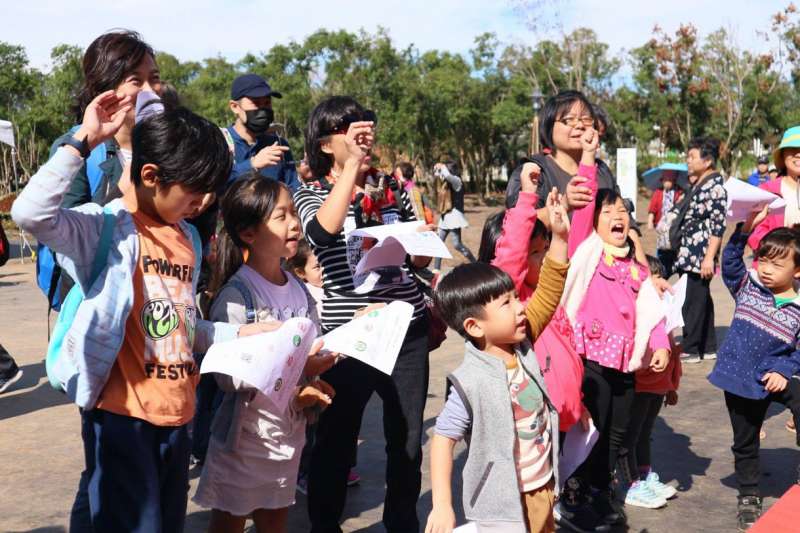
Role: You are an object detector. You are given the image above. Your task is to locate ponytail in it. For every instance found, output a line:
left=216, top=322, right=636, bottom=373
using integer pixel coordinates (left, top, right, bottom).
left=209, top=228, right=244, bottom=295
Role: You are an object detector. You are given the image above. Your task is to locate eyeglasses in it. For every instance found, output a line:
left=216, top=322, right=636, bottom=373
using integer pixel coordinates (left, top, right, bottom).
left=557, top=116, right=595, bottom=128
left=325, top=109, right=378, bottom=136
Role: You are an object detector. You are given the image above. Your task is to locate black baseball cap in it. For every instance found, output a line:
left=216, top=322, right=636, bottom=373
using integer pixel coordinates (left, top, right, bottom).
left=757, top=155, right=770, bottom=165
left=230, top=74, right=283, bottom=100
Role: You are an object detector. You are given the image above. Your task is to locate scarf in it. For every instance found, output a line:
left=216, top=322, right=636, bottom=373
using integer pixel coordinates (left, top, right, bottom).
left=561, top=232, right=665, bottom=372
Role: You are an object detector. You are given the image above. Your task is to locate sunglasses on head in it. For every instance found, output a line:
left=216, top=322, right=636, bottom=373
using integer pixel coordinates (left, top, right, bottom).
left=325, top=109, right=378, bottom=136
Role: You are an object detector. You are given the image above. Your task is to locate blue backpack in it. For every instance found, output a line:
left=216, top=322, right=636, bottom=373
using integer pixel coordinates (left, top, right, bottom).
left=45, top=208, right=203, bottom=392
left=36, top=129, right=109, bottom=312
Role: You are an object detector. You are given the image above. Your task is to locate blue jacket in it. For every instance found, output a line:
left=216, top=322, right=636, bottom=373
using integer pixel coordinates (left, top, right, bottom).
left=708, top=229, right=800, bottom=399
left=226, top=126, right=300, bottom=192
left=747, top=171, right=769, bottom=187
left=11, top=148, right=239, bottom=410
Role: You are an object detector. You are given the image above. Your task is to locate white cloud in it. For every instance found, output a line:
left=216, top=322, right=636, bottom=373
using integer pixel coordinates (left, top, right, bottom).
left=0, top=0, right=789, bottom=72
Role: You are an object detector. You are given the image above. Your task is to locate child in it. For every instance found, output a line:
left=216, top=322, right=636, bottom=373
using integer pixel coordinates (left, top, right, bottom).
left=194, top=175, right=336, bottom=532
left=11, top=96, right=276, bottom=531
left=648, top=171, right=682, bottom=277
left=708, top=212, right=800, bottom=531
left=621, top=255, right=681, bottom=509
left=479, top=161, right=585, bottom=437
left=287, top=238, right=324, bottom=318
left=557, top=127, right=671, bottom=529
left=425, top=263, right=561, bottom=533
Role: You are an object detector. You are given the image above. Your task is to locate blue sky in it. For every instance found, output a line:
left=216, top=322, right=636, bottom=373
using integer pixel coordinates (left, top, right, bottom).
left=0, top=0, right=790, bottom=71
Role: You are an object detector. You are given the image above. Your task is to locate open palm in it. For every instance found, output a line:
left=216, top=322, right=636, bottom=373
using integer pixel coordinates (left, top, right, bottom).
left=78, top=91, right=132, bottom=150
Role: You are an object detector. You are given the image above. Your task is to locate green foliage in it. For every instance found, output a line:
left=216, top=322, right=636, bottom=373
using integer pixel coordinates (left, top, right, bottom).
left=3, top=8, right=800, bottom=199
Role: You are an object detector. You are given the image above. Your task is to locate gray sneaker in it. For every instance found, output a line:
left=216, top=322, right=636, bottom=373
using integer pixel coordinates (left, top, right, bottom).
left=0, top=369, right=23, bottom=394
left=681, top=353, right=701, bottom=364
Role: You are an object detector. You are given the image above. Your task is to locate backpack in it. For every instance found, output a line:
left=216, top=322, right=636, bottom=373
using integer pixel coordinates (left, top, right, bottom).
left=45, top=206, right=115, bottom=390
left=37, top=129, right=110, bottom=312
left=45, top=210, right=203, bottom=392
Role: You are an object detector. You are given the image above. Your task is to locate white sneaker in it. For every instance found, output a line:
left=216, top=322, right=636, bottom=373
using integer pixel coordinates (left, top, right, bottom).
left=681, top=353, right=701, bottom=364
left=0, top=368, right=23, bottom=394
left=644, top=471, right=677, bottom=500
left=624, top=481, right=667, bottom=509
left=703, top=352, right=717, bottom=360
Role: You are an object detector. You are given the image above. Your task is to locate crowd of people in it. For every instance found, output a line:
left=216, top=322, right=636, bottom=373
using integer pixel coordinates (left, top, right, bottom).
left=5, top=28, right=800, bottom=533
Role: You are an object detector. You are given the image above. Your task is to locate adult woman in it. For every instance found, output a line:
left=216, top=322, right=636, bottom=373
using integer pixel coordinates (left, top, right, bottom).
left=648, top=170, right=683, bottom=276
left=432, top=160, right=477, bottom=271
left=293, top=96, right=431, bottom=533
left=505, top=90, right=618, bottom=212
left=55, top=29, right=162, bottom=208
left=672, top=137, right=727, bottom=363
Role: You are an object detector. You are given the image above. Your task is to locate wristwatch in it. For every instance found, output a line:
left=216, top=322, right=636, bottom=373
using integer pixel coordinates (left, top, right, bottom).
left=60, top=134, right=91, bottom=159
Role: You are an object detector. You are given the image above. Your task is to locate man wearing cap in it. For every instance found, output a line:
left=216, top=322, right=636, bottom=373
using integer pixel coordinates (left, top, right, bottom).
left=226, top=73, right=300, bottom=191
left=747, top=155, right=771, bottom=186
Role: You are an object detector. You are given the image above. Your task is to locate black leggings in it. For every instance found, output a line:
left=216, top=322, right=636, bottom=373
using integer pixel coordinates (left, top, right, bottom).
left=576, top=360, right=636, bottom=489
left=622, top=392, right=664, bottom=479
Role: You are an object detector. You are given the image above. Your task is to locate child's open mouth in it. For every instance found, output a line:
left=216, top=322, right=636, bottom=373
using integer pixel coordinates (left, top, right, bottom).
left=610, top=223, right=626, bottom=239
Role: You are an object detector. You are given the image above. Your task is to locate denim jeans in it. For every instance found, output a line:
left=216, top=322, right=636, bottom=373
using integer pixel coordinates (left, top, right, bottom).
left=433, top=228, right=476, bottom=270
left=308, top=317, right=431, bottom=533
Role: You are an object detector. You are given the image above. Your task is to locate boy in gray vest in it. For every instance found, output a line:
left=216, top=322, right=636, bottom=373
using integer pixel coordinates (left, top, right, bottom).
left=425, top=263, right=560, bottom=533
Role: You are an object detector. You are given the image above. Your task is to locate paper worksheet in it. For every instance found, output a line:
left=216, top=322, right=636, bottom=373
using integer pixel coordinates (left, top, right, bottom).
left=725, top=177, right=785, bottom=222
left=663, top=274, right=688, bottom=334
left=558, top=419, right=599, bottom=488
left=350, top=221, right=452, bottom=278
left=322, top=301, right=414, bottom=375
left=200, top=318, right=318, bottom=411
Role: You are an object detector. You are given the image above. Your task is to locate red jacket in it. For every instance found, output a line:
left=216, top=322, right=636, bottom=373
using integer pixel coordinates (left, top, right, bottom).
left=648, top=188, right=683, bottom=226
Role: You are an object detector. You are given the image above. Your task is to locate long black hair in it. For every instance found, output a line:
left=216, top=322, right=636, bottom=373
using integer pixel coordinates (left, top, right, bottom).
left=210, top=172, right=287, bottom=293
left=478, top=210, right=549, bottom=264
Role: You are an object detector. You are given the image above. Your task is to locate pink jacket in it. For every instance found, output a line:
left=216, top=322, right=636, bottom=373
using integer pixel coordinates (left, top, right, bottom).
left=747, top=177, right=786, bottom=252
left=568, top=164, right=670, bottom=371
left=492, top=186, right=586, bottom=431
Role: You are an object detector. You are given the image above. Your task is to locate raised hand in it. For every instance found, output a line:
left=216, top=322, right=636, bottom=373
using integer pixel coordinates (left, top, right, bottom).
left=74, top=90, right=133, bottom=150
left=580, top=127, right=599, bottom=154
left=344, top=121, right=375, bottom=163
left=565, top=175, right=592, bottom=210
left=547, top=187, right=570, bottom=241
left=520, top=162, right=541, bottom=193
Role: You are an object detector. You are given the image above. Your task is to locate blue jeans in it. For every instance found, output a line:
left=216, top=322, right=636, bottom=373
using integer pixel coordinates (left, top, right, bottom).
left=69, top=409, right=191, bottom=533
left=433, top=228, right=476, bottom=270
left=308, top=317, right=430, bottom=533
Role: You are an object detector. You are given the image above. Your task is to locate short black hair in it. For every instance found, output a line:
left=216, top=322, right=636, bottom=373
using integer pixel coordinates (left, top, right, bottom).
left=757, top=227, right=800, bottom=267
left=434, top=263, right=515, bottom=340
left=646, top=254, right=665, bottom=278
left=305, top=96, right=365, bottom=179
left=687, top=137, right=720, bottom=168
left=396, top=161, right=414, bottom=181
left=131, top=107, right=232, bottom=194
left=478, top=210, right=548, bottom=264
left=539, top=90, right=596, bottom=153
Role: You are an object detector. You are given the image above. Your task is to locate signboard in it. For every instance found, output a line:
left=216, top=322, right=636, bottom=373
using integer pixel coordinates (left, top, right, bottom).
left=616, top=147, right=638, bottom=215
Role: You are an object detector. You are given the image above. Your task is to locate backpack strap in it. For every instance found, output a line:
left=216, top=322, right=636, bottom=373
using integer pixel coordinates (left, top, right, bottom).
left=227, top=279, right=257, bottom=324
left=89, top=207, right=117, bottom=288
left=220, top=127, right=236, bottom=155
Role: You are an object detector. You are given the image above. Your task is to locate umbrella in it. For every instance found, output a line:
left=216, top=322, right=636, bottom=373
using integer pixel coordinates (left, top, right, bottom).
left=642, top=162, right=690, bottom=191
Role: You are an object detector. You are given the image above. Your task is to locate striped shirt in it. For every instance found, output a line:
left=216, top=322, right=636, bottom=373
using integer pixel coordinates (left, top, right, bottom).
left=293, top=179, right=426, bottom=333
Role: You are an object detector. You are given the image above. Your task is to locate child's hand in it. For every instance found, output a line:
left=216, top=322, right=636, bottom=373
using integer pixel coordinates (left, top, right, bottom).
left=651, top=277, right=675, bottom=298
left=304, top=339, right=338, bottom=377
left=650, top=348, right=669, bottom=373
left=424, top=506, right=456, bottom=533
left=520, top=162, right=542, bottom=193
left=565, top=175, right=592, bottom=210
left=294, top=379, right=335, bottom=410
left=580, top=127, right=599, bottom=155
left=742, top=204, right=770, bottom=233
left=74, top=91, right=133, bottom=151
left=664, top=390, right=679, bottom=406
left=354, top=302, right=386, bottom=318
left=762, top=371, right=788, bottom=393
left=238, top=321, right=282, bottom=338
left=546, top=187, right=570, bottom=241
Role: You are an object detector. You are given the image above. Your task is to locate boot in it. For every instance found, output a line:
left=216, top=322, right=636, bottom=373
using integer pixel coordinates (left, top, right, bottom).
left=555, top=477, right=611, bottom=533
